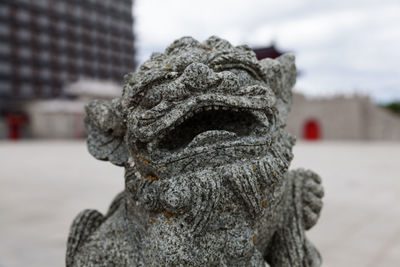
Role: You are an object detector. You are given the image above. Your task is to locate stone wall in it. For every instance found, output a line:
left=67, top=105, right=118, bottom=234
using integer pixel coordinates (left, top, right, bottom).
left=286, top=93, right=400, bottom=141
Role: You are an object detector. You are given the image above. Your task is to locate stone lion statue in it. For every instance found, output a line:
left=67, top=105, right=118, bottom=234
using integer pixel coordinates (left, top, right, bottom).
left=66, top=36, right=324, bottom=267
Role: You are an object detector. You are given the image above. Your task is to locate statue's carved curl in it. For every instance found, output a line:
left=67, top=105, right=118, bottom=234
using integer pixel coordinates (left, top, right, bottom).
left=67, top=36, right=323, bottom=267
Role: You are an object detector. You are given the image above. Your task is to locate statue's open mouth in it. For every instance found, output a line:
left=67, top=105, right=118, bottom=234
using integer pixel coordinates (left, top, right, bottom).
left=143, top=104, right=274, bottom=167
left=157, top=107, right=264, bottom=151
left=132, top=93, right=275, bottom=169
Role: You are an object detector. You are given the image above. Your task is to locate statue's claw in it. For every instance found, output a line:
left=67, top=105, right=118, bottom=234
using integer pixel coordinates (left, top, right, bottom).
left=66, top=209, right=104, bottom=267
left=299, top=170, right=324, bottom=230
left=264, top=169, right=324, bottom=267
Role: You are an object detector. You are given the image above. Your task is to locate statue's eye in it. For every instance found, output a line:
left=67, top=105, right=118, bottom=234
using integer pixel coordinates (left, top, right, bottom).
left=141, top=90, right=162, bottom=109
left=230, top=69, right=253, bottom=77
left=229, top=69, right=257, bottom=86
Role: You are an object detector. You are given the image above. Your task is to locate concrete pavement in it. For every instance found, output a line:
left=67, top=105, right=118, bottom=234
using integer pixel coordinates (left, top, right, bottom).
left=0, top=141, right=399, bottom=267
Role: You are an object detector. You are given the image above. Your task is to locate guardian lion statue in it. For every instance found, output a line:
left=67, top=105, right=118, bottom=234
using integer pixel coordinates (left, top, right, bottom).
left=66, top=36, right=324, bottom=267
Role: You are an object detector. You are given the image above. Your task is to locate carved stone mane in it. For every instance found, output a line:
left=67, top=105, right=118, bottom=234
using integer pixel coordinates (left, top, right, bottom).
left=66, top=36, right=324, bottom=267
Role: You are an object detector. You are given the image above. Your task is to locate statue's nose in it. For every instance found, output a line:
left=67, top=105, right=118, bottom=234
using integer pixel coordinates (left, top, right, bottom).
left=181, top=62, right=218, bottom=91
left=215, top=71, right=240, bottom=93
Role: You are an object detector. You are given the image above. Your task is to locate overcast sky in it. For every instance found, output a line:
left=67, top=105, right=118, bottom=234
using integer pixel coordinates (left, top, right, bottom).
left=134, top=0, right=400, bottom=103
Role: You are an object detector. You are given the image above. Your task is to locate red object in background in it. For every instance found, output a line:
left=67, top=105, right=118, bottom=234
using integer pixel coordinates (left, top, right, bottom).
left=303, top=120, right=321, bottom=140
left=7, top=114, right=27, bottom=140
left=253, top=44, right=283, bottom=60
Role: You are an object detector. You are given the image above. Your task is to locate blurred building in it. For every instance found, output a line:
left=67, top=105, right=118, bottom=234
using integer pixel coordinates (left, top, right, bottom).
left=287, top=93, right=400, bottom=141
left=253, top=42, right=284, bottom=60
left=26, top=79, right=121, bottom=139
left=0, top=0, right=135, bottom=139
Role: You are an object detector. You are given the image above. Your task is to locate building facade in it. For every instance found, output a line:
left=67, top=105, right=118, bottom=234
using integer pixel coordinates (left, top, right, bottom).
left=0, top=0, right=135, bottom=138
left=287, top=93, right=400, bottom=141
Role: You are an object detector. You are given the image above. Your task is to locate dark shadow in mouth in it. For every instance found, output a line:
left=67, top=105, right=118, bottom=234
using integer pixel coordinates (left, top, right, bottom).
left=158, top=108, right=262, bottom=151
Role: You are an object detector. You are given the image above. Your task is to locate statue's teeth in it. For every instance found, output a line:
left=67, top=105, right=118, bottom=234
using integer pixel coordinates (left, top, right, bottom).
left=205, top=106, right=212, bottom=111
left=176, top=117, right=184, bottom=125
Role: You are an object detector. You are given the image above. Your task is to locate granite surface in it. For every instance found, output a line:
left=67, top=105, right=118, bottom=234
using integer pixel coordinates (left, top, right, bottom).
left=66, top=36, right=323, bottom=266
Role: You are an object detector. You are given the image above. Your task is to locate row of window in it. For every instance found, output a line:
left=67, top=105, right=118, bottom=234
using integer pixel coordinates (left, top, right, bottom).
left=1, top=71, right=127, bottom=87
left=2, top=0, right=133, bottom=22
left=0, top=62, right=133, bottom=80
left=3, top=15, right=133, bottom=44
left=0, top=55, right=134, bottom=74
left=0, top=71, right=126, bottom=98
left=0, top=39, right=134, bottom=66
left=2, top=24, right=133, bottom=53
left=0, top=61, right=133, bottom=79
left=0, top=80, right=63, bottom=98
left=0, top=42, right=133, bottom=58
left=7, top=7, right=133, bottom=33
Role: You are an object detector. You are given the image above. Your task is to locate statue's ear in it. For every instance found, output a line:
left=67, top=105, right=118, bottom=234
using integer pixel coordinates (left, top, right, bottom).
left=85, top=98, right=128, bottom=166
left=260, top=54, right=296, bottom=126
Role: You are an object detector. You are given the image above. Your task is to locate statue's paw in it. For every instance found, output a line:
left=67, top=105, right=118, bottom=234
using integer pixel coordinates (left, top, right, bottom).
left=300, top=170, right=324, bottom=230
left=66, top=209, right=104, bottom=267
left=105, top=191, right=126, bottom=218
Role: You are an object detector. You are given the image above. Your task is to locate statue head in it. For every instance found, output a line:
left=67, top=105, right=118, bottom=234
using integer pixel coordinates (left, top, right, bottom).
left=84, top=36, right=297, bottom=265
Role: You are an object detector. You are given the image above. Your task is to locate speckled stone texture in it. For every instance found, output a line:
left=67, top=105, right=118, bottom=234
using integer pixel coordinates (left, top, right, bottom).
left=66, top=36, right=324, bottom=267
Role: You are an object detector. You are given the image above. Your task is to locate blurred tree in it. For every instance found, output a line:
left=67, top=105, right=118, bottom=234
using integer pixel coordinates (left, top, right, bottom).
left=383, top=102, right=400, bottom=116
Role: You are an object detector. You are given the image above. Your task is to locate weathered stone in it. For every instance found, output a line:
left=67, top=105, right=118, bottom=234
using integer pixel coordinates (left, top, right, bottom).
left=66, top=36, right=324, bottom=266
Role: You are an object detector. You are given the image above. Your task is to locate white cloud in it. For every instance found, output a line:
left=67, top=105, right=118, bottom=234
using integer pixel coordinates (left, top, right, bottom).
left=134, top=0, right=400, bottom=102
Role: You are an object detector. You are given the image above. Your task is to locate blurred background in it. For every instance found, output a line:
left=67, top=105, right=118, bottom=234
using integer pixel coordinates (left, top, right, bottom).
left=0, top=0, right=399, bottom=266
